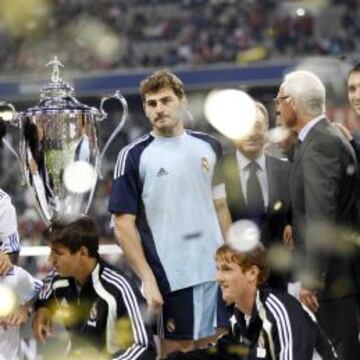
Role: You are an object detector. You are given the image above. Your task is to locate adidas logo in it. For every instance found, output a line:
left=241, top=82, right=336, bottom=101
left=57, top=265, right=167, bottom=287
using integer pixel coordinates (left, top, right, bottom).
left=156, top=167, right=168, bottom=177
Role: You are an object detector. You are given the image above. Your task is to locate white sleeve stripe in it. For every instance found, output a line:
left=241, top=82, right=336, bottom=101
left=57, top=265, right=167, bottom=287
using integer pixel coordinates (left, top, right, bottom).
left=114, top=146, right=128, bottom=179
left=113, top=135, right=149, bottom=179
left=34, top=280, right=44, bottom=292
left=119, top=135, right=149, bottom=177
left=269, top=294, right=293, bottom=357
left=93, top=266, right=121, bottom=353
left=39, top=286, right=52, bottom=300
left=114, top=136, right=143, bottom=179
left=0, top=232, right=20, bottom=253
left=113, top=343, right=145, bottom=360
left=102, top=271, right=144, bottom=345
left=38, top=270, right=58, bottom=300
left=103, top=269, right=148, bottom=345
left=266, top=294, right=293, bottom=360
left=102, top=270, right=148, bottom=359
left=267, top=299, right=287, bottom=359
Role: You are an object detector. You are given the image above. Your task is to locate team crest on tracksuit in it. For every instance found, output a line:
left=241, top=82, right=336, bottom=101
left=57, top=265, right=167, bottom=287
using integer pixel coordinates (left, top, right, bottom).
left=201, top=156, right=210, bottom=172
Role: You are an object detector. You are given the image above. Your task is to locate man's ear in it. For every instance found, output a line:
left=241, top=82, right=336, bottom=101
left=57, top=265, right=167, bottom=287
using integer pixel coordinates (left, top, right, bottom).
left=79, top=246, right=89, bottom=258
left=180, top=96, right=187, bottom=109
left=246, top=265, right=260, bottom=283
left=289, top=97, right=297, bottom=112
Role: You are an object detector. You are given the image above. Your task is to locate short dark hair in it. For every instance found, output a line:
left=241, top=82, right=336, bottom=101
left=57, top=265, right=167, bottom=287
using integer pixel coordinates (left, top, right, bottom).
left=139, top=68, right=185, bottom=102
left=348, top=62, right=360, bottom=79
left=215, top=243, right=270, bottom=287
left=44, top=216, right=99, bottom=258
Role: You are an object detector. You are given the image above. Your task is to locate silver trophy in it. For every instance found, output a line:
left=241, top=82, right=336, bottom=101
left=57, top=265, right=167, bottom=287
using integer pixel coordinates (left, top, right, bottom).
left=1, top=57, right=128, bottom=225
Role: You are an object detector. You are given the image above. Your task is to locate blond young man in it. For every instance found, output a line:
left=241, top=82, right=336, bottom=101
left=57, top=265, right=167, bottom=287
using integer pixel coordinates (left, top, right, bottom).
left=167, top=243, right=337, bottom=360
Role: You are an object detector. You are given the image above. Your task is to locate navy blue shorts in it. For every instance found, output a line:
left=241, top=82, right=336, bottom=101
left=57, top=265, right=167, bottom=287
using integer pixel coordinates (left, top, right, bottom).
left=157, top=281, right=229, bottom=340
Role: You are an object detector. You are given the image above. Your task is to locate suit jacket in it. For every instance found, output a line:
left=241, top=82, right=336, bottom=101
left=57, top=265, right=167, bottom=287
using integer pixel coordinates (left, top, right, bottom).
left=221, top=152, right=291, bottom=248
left=290, top=118, right=359, bottom=299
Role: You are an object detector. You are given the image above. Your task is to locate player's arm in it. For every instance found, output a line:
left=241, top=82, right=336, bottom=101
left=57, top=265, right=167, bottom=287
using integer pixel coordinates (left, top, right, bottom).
left=32, top=307, right=52, bottom=343
left=0, top=252, right=13, bottom=274
left=212, top=156, right=232, bottom=240
left=108, top=273, right=156, bottom=360
left=114, top=213, right=163, bottom=314
left=32, top=271, right=57, bottom=343
left=0, top=302, right=33, bottom=328
left=212, top=146, right=233, bottom=240
left=213, top=196, right=232, bottom=240
left=1, top=268, right=43, bottom=328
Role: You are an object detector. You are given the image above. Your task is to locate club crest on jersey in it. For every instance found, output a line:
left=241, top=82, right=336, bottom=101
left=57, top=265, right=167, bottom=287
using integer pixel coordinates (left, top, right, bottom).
left=201, top=156, right=210, bottom=172
left=166, top=318, right=176, bottom=333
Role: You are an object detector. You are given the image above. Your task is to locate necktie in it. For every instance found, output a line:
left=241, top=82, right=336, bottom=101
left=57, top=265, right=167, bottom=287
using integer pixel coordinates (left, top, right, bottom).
left=246, top=161, right=265, bottom=214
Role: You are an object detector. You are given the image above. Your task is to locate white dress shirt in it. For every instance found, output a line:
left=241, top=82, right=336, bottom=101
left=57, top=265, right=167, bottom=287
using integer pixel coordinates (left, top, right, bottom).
left=298, top=114, right=325, bottom=142
left=235, top=151, right=269, bottom=209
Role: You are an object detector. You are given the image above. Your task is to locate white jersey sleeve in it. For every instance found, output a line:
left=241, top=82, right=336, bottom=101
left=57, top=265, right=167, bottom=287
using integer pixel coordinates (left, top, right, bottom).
left=0, top=189, right=20, bottom=253
left=13, top=266, right=43, bottom=304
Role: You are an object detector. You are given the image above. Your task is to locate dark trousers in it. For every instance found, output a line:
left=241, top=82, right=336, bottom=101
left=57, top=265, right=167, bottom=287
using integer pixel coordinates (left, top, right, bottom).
left=317, top=296, right=360, bottom=360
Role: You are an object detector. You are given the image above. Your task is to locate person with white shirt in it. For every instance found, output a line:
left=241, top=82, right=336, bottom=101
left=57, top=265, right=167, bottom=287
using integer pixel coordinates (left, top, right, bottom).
left=0, top=189, right=43, bottom=360
left=0, top=188, right=20, bottom=273
left=220, top=102, right=292, bottom=291
left=276, top=70, right=360, bottom=360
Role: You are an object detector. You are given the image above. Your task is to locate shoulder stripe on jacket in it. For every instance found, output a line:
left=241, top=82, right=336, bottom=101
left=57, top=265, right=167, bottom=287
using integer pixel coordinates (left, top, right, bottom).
left=102, top=268, right=149, bottom=359
left=102, top=268, right=147, bottom=345
left=38, top=269, right=58, bottom=300
left=266, top=294, right=293, bottom=360
left=114, top=135, right=150, bottom=180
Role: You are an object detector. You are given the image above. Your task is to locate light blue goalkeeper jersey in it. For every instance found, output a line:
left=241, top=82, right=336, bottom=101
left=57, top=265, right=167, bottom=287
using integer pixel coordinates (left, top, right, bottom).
left=109, top=130, right=224, bottom=294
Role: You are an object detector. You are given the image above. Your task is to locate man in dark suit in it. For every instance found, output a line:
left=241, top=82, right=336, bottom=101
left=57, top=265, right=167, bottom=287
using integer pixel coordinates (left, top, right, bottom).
left=221, top=102, right=292, bottom=291
left=276, top=70, right=360, bottom=359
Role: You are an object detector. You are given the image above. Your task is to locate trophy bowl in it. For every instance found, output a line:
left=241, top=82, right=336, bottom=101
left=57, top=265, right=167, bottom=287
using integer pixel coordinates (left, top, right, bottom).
left=1, top=57, right=128, bottom=225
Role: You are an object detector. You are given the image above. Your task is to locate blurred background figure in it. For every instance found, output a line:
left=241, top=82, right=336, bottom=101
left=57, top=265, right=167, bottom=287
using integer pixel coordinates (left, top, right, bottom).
left=276, top=70, right=359, bottom=360
left=220, top=101, right=292, bottom=291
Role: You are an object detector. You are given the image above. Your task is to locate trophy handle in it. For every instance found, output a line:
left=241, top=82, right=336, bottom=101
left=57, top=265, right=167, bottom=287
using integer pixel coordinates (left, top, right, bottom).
left=97, top=90, right=128, bottom=179
left=0, top=102, right=26, bottom=184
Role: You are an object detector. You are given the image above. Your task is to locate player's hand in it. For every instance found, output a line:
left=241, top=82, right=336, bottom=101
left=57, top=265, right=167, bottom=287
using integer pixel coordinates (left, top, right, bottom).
left=32, top=307, right=52, bottom=343
left=282, top=225, right=294, bottom=251
left=299, top=288, right=319, bottom=312
left=143, top=277, right=164, bottom=316
left=0, top=305, right=29, bottom=328
left=0, top=252, right=13, bottom=275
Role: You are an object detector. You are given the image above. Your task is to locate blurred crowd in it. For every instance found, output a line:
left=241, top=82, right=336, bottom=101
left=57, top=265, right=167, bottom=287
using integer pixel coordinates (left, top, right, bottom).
left=0, top=0, right=359, bottom=75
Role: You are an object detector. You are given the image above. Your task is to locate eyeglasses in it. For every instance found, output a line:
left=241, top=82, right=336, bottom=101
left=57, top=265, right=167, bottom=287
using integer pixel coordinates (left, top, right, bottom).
left=273, top=95, right=290, bottom=106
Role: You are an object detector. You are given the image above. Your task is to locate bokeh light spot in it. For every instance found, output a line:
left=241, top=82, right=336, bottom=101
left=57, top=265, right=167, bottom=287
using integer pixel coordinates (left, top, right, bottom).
left=0, top=284, right=17, bottom=317
left=267, top=126, right=291, bottom=144
left=268, top=244, right=293, bottom=272
left=204, top=89, right=257, bottom=140
left=226, top=220, right=260, bottom=252
left=273, top=201, right=283, bottom=211
left=63, top=161, right=96, bottom=194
